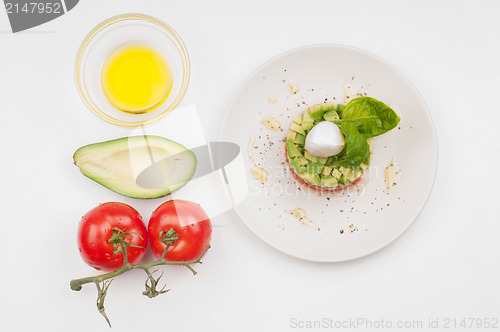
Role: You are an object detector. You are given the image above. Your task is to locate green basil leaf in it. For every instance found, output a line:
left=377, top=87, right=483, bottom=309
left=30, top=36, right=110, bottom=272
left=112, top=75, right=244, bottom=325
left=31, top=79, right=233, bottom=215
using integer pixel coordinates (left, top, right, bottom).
left=339, top=97, right=400, bottom=138
left=339, top=122, right=370, bottom=168
left=326, top=154, right=341, bottom=168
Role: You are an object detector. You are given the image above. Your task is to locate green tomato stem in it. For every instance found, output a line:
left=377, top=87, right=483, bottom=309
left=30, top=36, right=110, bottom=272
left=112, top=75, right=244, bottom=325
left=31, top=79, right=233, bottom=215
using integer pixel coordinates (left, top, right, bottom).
left=71, top=227, right=210, bottom=327
left=96, top=280, right=112, bottom=327
left=70, top=244, right=210, bottom=291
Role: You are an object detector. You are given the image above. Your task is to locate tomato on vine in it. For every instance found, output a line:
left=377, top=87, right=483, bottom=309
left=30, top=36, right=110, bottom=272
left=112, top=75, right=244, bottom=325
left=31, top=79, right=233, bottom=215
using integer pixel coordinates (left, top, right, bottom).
left=77, top=202, right=148, bottom=272
left=72, top=200, right=211, bottom=327
left=148, top=199, right=212, bottom=261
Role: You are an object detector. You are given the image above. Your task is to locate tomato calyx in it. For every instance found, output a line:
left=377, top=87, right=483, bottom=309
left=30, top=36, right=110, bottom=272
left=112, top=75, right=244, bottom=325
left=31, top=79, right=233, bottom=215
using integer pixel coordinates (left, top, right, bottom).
left=159, top=228, right=179, bottom=247
left=142, top=269, right=169, bottom=298
left=107, top=227, right=144, bottom=255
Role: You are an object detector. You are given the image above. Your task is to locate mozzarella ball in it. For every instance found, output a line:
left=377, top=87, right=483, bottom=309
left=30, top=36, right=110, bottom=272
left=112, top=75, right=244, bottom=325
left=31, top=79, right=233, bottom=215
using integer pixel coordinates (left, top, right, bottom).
left=304, top=121, right=345, bottom=157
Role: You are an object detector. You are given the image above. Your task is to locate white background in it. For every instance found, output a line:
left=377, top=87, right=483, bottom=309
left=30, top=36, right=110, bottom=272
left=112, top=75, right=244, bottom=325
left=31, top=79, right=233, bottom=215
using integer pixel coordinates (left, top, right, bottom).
left=1, top=0, right=499, bottom=331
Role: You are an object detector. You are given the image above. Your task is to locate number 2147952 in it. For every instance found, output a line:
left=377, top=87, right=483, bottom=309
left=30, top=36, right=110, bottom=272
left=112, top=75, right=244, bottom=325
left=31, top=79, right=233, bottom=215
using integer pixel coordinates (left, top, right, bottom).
left=443, top=318, right=498, bottom=329
left=5, top=2, right=62, bottom=14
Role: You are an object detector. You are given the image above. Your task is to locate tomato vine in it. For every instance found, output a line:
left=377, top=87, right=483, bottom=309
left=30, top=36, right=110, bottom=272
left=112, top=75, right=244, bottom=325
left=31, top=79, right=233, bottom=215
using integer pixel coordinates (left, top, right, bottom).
left=70, top=227, right=210, bottom=327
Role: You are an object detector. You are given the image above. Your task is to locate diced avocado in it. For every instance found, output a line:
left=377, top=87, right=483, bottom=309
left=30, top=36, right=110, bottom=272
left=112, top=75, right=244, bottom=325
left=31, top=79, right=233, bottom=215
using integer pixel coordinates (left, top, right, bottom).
left=286, top=140, right=302, bottom=158
left=309, top=104, right=324, bottom=121
left=307, top=161, right=325, bottom=175
left=73, top=136, right=197, bottom=199
left=340, top=167, right=356, bottom=181
left=290, top=123, right=306, bottom=136
left=340, top=166, right=360, bottom=183
left=322, top=166, right=332, bottom=176
left=304, top=150, right=318, bottom=162
left=298, top=166, right=307, bottom=174
left=352, top=167, right=362, bottom=180
left=331, top=168, right=342, bottom=180
left=321, top=102, right=337, bottom=111
left=317, top=156, right=328, bottom=165
left=303, top=109, right=314, bottom=123
left=321, top=176, right=338, bottom=188
left=301, top=173, right=322, bottom=186
left=339, top=166, right=351, bottom=177
left=291, top=156, right=308, bottom=171
left=347, top=171, right=356, bottom=182
left=294, top=133, right=305, bottom=145
left=297, top=156, right=309, bottom=167
left=323, top=110, right=340, bottom=121
left=302, top=121, right=314, bottom=131
left=293, top=114, right=302, bottom=125
left=304, top=151, right=328, bottom=165
left=287, top=130, right=297, bottom=141
left=290, top=158, right=300, bottom=171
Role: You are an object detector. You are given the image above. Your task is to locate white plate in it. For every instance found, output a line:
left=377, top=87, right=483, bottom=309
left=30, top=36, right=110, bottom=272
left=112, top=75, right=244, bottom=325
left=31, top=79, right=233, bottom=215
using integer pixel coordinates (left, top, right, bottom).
left=220, top=44, right=437, bottom=262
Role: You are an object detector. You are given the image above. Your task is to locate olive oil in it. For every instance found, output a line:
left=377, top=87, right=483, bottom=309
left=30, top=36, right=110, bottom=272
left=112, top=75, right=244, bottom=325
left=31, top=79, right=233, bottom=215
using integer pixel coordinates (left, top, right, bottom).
left=102, top=44, right=173, bottom=114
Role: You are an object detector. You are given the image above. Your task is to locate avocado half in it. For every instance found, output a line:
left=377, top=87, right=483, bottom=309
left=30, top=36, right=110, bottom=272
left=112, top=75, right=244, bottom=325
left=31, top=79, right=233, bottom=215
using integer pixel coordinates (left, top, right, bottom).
left=285, top=102, right=369, bottom=192
left=73, top=135, right=197, bottom=199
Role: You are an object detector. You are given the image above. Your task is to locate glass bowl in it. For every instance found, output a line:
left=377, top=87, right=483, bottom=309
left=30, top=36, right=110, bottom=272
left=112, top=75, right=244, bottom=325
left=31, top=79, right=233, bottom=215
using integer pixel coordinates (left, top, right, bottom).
left=75, top=14, right=190, bottom=127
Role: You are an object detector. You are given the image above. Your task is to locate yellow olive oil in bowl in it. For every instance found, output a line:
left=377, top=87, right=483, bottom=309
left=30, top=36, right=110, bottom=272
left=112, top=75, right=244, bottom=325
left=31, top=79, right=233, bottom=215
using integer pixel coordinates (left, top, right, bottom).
left=102, top=44, right=173, bottom=114
left=75, top=14, right=190, bottom=127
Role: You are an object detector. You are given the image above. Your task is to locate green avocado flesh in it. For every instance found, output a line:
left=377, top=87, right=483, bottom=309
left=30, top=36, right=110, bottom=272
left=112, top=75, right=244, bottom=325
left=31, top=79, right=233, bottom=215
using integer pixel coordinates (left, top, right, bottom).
left=286, top=102, right=369, bottom=188
left=73, top=135, right=197, bottom=199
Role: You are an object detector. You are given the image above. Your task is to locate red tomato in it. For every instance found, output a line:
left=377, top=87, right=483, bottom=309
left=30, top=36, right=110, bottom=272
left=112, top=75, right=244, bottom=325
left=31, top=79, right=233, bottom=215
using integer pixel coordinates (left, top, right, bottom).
left=77, top=202, right=148, bottom=272
left=148, top=200, right=212, bottom=261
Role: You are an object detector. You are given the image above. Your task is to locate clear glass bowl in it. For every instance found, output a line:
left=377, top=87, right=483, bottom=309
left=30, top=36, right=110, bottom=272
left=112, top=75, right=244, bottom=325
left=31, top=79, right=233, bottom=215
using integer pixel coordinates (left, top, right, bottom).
left=75, top=14, right=190, bottom=127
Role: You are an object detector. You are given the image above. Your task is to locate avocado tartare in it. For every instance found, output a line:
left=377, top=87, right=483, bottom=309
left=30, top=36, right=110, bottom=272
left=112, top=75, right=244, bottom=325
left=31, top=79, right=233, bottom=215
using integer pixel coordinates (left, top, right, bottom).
left=285, top=96, right=401, bottom=192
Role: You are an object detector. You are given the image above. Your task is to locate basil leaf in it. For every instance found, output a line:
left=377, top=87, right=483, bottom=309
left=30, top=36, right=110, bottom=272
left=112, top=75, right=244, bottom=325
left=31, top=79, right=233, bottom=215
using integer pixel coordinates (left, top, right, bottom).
left=339, top=122, right=370, bottom=168
left=339, top=97, right=400, bottom=138
left=326, top=154, right=341, bottom=168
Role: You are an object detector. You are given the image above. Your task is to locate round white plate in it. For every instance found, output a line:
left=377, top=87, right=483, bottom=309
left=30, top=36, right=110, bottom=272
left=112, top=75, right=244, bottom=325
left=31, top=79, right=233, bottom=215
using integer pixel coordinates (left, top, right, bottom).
left=220, top=44, right=437, bottom=262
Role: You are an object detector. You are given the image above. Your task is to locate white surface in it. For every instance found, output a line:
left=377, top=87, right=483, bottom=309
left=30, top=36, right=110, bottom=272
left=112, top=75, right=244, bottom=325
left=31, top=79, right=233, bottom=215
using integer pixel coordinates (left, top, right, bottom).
left=0, top=1, right=499, bottom=331
left=220, top=44, right=437, bottom=262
